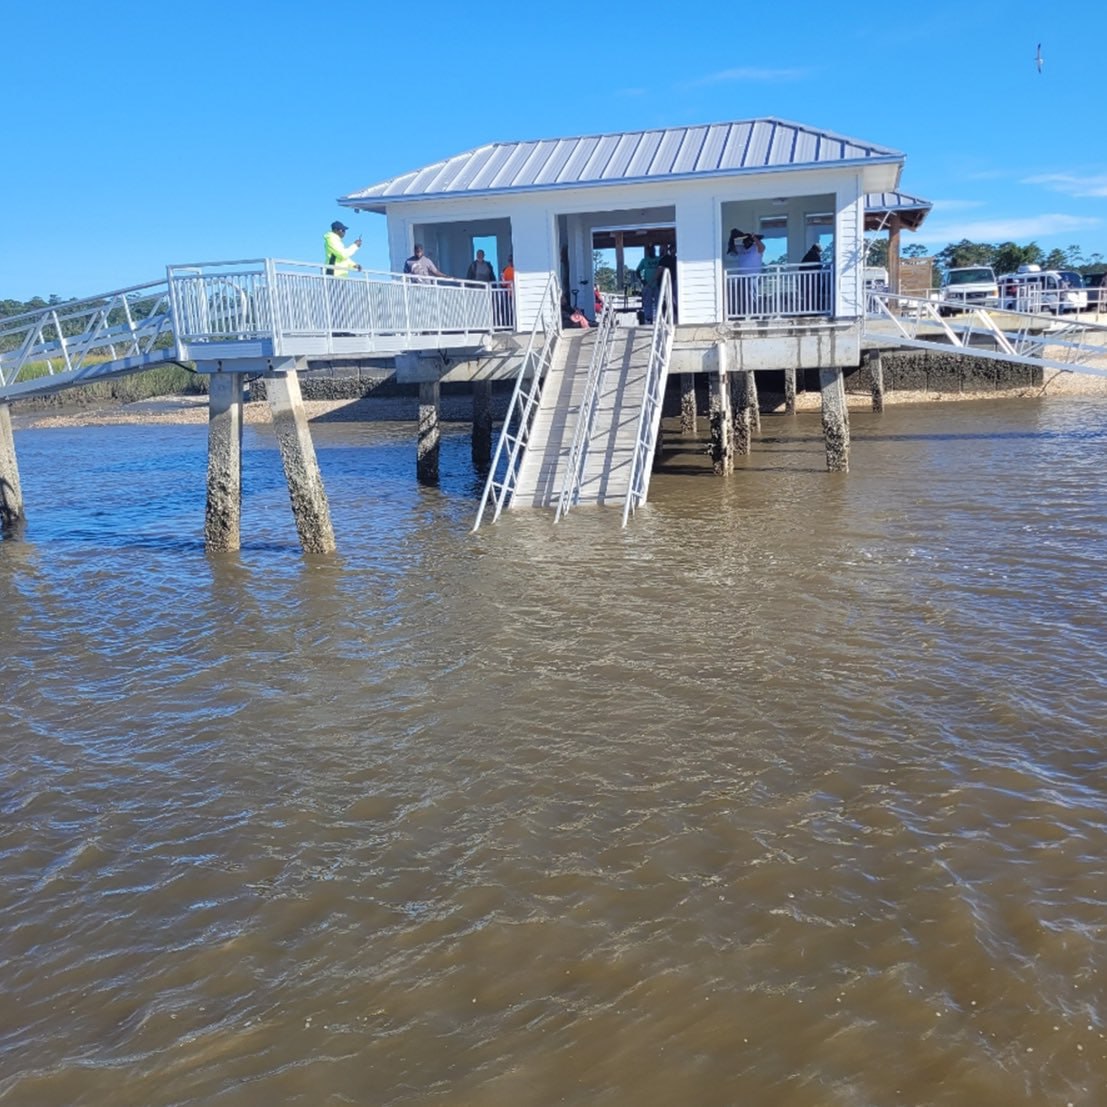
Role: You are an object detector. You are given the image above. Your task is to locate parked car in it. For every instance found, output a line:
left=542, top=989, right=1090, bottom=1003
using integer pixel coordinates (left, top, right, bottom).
left=1082, top=271, right=1107, bottom=312
left=997, top=265, right=1088, bottom=313
left=939, top=266, right=998, bottom=314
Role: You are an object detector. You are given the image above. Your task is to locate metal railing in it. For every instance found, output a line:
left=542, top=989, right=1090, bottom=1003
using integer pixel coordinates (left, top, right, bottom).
left=473, top=274, right=562, bottom=530
left=554, top=301, right=618, bottom=522
left=622, top=267, right=675, bottom=527
left=865, top=291, right=1107, bottom=378
left=0, top=281, right=174, bottom=389
left=168, top=259, right=515, bottom=356
left=726, top=262, right=834, bottom=321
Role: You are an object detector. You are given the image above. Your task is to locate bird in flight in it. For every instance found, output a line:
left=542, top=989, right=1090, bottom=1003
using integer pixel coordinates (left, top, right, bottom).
left=1035, top=43, right=1043, bottom=74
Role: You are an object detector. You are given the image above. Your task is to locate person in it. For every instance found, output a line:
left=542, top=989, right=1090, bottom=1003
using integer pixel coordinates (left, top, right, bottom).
left=658, top=244, right=677, bottom=320
left=323, top=221, right=362, bottom=277
left=799, top=242, right=824, bottom=312
left=560, top=293, right=591, bottom=329
left=725, top=228, right=765, bottom=317
left=404, top=243, right=449, bottom=282
left=636, top=244, right=661, bottom=323
left=800, top=243, right=822, bottom=266
left=466, top=249, right=495, bottom=283
left=501, top=255, right=515, bottom=287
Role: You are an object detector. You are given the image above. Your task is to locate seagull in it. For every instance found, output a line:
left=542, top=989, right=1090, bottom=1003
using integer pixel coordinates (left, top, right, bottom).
left=1035, top=43, right=1043, bottom=74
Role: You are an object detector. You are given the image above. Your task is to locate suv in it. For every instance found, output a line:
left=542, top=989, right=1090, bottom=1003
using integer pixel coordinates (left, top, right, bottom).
left=997, top=265, right=1088, bottom=313
left=939, top=266, right=999, bottom=313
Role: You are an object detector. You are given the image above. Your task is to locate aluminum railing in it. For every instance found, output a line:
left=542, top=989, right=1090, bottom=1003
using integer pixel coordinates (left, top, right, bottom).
left=166, top=259, right=515, bottom=357
left=554, top=301, right=618, bottom=522
left=726, top=262, right=834, bottom=321
left=473, top=274, right=562, bottom=530
left=0, top=281, right=174, bottom=389
left=622, top=268, right=675, bottom=527
left=865, top=291, right=1107, bottom=378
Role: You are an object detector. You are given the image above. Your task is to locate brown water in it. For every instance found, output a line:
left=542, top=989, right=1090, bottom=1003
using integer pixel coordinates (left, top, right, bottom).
left=2, top=399, right=1106, bottom=1106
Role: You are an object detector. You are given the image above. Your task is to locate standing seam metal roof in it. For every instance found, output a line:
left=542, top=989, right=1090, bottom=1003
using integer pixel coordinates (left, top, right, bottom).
left=340, top=118, right=904, bottom=208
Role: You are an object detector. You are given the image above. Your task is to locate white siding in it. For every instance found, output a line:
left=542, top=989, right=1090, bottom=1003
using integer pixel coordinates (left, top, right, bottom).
left=511, top=206, right=557, bottom=328
left=675, top=193, right=718, bottom=325
left=834, top=174, right=865, bottom=318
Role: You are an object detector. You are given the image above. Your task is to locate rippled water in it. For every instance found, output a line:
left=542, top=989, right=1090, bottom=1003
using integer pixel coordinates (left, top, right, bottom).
left=2, top=399, right=1106, bottom=1106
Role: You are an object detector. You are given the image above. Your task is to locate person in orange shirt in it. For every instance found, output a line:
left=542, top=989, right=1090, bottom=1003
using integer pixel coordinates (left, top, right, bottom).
left=498, top=255, right=516, bottom=328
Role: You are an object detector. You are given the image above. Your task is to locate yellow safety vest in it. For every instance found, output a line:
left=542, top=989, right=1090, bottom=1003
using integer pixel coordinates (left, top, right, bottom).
left=323, top=231, right=358, bottom=277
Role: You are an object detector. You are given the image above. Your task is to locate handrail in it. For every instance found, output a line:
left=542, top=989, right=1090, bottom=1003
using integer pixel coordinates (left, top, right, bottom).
left=0, top=280, right=174, bottom=389
left=864, top=290, right=1107, bottom=378
left=621, top=268, right=675, bottom=527
left=473, top=274, right=562, bottom=530
left=554, top=301, right=618, bottom=522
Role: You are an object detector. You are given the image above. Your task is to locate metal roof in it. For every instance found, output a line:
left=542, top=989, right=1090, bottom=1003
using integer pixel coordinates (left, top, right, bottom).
left=865, top=191, right=932, bottom=231
left=341, top=118, right=904, bottom=211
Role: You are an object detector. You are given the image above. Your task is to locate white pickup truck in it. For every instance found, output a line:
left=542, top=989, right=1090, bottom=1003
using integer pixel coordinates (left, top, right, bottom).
left=939, top=266, right=999, bottom=314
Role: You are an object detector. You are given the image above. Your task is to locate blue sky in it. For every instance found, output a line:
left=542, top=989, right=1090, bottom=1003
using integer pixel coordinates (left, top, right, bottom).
left=2, top=0, right=1104, bottom=301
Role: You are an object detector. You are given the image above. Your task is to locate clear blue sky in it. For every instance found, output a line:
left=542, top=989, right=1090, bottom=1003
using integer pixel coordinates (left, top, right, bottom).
left=2, top=0, right=1104, bottom=301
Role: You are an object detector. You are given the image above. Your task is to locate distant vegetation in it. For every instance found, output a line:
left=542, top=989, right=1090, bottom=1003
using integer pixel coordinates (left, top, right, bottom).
left=866, top=239, right=1107, bottom=279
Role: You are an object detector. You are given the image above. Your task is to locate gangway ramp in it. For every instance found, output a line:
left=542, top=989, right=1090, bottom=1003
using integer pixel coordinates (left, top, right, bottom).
left=513, top=327, right=656, bottom=509
left=0, top=259, right=514, bottom=403
left=864, top=292, right=1107, bottom=379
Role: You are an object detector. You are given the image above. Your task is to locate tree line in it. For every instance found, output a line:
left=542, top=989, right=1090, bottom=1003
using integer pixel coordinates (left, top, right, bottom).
left=867, top=239, right=1107, bottom=279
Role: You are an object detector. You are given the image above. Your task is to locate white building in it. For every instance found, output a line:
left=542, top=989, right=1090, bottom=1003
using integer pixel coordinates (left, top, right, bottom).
left=340, top=117, right=917, bottom=372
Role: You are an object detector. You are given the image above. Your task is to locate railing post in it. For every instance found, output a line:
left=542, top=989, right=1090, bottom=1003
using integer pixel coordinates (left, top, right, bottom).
left=265, top=258, right=280, bottom=356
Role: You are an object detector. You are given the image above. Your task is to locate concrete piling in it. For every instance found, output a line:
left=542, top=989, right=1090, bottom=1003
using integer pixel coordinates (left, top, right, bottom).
left=866, top=350, right=885, bottom=413
left=266, top=369, right=336, bottom=554
left=709, top=353, right=733, bottom=475
left=729, top=372, right=752, bottom=456
left=680, top=373, right=697, bottom=435
left=204, top=372, right=245, bottom=552
left=819, top=367, right=850, bottom=472
left=471, top=379, right=493, bottom=466
left=784, top=368, right=797, bottom=415
left=417, top=381, right=441, bottom=484
left=0, top=403, right=25, bottom=531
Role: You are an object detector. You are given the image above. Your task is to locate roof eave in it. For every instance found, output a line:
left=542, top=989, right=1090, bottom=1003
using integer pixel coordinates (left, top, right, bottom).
left=339, top=154, right=906, bottom=214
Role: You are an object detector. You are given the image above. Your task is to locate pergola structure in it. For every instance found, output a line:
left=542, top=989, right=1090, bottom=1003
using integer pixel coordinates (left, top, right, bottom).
left=865, top=191, right=933, bottom=293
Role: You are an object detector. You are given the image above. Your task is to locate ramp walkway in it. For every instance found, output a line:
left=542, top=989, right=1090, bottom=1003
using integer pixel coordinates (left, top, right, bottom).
left=474, top=270, right=675, bottom=529
left=864, top=292, right=1107, bottom=378
left=0, top=259, right=514, bottom=402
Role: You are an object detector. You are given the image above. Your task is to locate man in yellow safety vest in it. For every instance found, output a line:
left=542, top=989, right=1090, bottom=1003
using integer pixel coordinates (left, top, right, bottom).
left=323, top=221, right=362, bottom=277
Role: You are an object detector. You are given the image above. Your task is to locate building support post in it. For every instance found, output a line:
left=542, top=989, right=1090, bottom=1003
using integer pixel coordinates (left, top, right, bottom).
left=866, top=350, right=885, bottom=413
left=266, top=368, right=336, bottom=554
left=783, top=368, right=797, bottom=415
left=729, top=371, right=752, bottom=457
left=680, top=373, right=697, bottom=435
left=709, top=344, right=733, bottom=475
left=0, top=403, right=25, bottom=531
left=417, top=380, right=440, bottom=484
left=747, top=370, right=761, bottom=432
left=471, top=379, right=493, bottom=466
left=888, top=216, right=903, bottom=295
left=819, top=367, right=850, bottom=473
left=205, top=372, right=245, bottom=552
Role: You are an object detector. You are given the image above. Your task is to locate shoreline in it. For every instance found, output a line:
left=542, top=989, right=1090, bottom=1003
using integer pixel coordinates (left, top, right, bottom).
left=11, top=369, right=1107, bottom=430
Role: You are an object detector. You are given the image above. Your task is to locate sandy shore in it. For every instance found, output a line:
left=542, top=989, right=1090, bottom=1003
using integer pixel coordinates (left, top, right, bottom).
left=13, top=368, right=1107, bottom=430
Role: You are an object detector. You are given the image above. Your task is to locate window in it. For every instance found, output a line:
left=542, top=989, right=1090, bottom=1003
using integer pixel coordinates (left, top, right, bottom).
left=805, top=213, right=834, bottom=258
left=758, top=216, right=788, bottom=266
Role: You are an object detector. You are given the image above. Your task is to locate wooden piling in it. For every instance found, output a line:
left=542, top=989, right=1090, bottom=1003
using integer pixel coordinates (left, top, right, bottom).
left=266, top=369, right=336, bottom=554
left=747, top=371, right=761, bottom=432
left=819, top=367, right=850, bottom=472
left=680, top=373, right=697, bottom=435
left=417, top=380, right=441, bottom=484
left=204, top=372, right=245, bottom=552
left=471, top=379, right=493, bottom=466
left=729, top=371, right=752, bottom=456
left=784, top=368, right=797, bottom=415
left=0, top=403, right=24, bottom=531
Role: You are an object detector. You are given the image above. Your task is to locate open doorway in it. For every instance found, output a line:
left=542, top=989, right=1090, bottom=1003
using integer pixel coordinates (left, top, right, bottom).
left=592, top=225, right=676, bottom=321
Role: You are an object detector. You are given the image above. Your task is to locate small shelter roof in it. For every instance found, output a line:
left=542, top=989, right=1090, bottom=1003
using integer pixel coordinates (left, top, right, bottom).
left=341, top=118, right=904, bottom=212
left=864, top=191, right=932, bottom=231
